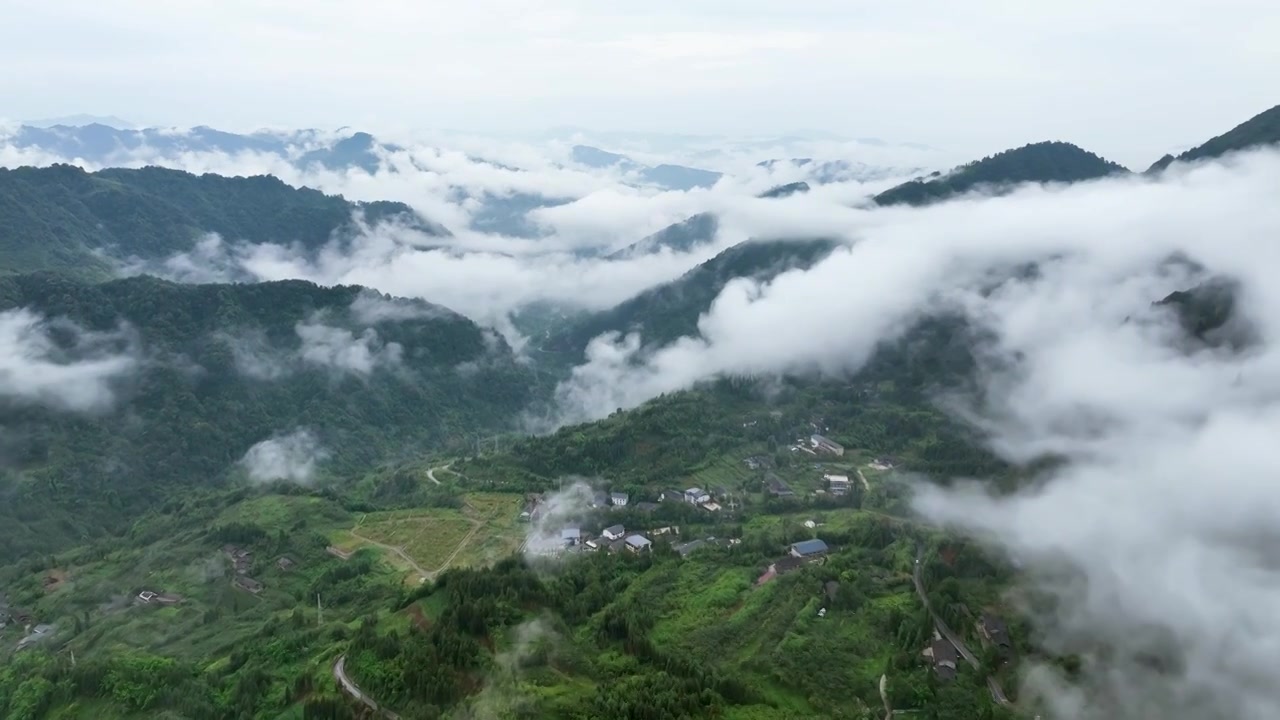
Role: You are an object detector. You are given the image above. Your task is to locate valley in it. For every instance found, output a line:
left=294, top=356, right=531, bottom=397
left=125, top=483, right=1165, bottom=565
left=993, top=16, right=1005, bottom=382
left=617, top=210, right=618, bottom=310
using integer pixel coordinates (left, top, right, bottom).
left=0, top=99, right=1275, bottom=720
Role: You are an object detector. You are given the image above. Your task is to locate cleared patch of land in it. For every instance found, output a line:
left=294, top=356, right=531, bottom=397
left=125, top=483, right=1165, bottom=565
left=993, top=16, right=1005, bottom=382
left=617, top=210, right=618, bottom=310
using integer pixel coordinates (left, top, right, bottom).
left=332, top=493, right=525, bottom=582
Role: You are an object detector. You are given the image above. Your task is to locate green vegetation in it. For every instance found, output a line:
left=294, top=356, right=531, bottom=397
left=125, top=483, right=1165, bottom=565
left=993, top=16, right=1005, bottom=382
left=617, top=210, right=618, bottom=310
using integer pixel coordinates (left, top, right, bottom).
left=873, top=141, right=1129, bottom=207
left=1148, top=103, right=1280, bottom=172
left=0, top=274, right=534, bottom=560
left=0, top=164, right=433, bottom=278
left=546, top=238, right=839, bottom=363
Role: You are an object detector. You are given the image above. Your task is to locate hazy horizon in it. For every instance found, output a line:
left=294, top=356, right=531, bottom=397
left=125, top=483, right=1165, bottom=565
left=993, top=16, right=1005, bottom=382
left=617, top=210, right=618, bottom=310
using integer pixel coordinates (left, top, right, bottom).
left=3, top=1, right=1277, bottom=168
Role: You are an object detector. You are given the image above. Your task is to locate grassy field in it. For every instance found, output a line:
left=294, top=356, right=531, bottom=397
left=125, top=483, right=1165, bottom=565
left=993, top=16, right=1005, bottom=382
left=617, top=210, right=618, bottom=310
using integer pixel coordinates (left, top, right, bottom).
left=332, top=492, right=525, bottom=580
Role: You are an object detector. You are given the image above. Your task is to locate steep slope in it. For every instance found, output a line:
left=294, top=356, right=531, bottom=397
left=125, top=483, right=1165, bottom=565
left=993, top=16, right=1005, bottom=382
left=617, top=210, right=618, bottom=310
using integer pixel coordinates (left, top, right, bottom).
left=606, top=213, right=720, bottom=259
left=0, top=274, right=535, bottom=558
left=0, top=164, right=436, bottom=278
left=873, top=142, right=1128, bottom=207
left=1147, top=103, right=1280, bottom=172
left=548, top=238, right=840, bottom=361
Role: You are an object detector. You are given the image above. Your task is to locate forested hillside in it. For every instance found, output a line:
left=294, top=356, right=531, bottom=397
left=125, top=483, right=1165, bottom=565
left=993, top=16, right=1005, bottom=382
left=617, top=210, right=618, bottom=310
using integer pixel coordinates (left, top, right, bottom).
left=0, top=274, right=534, bottom=559
left=0, top=164, right=435, bottom=278
left=873, top=141, right=1128, bottom=207
left=1147, top=103, right=1280, bottom=172
left=548, top=238, right=839, bottom=363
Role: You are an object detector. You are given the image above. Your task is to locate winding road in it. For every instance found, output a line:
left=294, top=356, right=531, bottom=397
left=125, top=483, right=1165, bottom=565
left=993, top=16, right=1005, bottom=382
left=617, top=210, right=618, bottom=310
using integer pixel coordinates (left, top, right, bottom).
left=425, top=462, right=451, bottom=485
left=334, top=655, right=400, bottom=719
left=913, top=546, right=1012, bottom=709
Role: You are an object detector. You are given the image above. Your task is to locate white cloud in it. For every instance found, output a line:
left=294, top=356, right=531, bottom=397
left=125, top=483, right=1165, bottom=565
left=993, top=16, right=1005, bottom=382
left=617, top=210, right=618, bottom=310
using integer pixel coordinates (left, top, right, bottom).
left=550, top=149, right=1280, bottom=424
left=0, top=308, right=138, bottom=413
left=295, top=318, right=402, bottom=376
left=240, top=428, right=330, bottom=485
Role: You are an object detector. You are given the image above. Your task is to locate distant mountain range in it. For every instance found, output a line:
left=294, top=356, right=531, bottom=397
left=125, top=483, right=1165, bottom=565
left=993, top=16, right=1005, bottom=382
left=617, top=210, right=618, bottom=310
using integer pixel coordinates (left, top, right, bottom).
left=0, top=164, right=438, bottom=279
left=757, top=157, right=926, bottom=184
left=571, top=144, right=723, bottom=191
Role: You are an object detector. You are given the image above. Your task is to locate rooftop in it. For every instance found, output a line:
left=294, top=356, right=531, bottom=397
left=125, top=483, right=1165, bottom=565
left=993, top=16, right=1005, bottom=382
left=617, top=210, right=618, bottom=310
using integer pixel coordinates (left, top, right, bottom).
left=625, top=535, right=652, bottom=548
left=791, top=539, right=830, bottom=556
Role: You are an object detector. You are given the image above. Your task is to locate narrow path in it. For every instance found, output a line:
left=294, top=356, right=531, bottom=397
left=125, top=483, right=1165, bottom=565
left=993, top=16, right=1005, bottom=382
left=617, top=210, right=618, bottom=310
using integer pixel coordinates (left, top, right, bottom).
left=879, top=674, right=893, bottom=720
left=913, top=546, right=1012, bottom=708
left=334, top=654, right=400, bottom=719
left=349, top=528, right=432, bottom=583
left=856, top=467, right=871, bottom=492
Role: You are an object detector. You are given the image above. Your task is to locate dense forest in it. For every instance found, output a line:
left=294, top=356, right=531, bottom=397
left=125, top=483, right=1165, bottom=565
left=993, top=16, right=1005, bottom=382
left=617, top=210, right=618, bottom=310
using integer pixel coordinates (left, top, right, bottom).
left=0, top=164, right=436, bottom=278
left=0, top=274, right=534, bottom=559
left=872, top=141, right=1128, bottom=207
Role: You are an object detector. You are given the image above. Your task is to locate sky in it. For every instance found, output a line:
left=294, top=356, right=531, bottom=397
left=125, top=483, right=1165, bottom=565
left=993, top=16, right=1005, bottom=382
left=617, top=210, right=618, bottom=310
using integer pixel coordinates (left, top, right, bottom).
left=2, top=0, right=1277, bottom=167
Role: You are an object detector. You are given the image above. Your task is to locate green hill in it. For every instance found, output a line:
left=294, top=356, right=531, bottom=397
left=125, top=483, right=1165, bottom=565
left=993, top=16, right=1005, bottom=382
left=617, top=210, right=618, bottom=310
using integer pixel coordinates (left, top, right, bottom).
left=873, top=141, right=1128, bottom=207
left=0, top=274, right=534, bottom=559
left=0, top=164, right=437, bottom=279
left=549, top=238, right=840, bottom=363
left=1147, top=103, right=1280, bottom=172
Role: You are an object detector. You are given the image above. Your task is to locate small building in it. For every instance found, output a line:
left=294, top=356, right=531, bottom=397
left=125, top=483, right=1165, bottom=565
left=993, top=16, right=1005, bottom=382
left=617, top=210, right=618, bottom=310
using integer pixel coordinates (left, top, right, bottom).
left=870, top=457, right=897, bottom=471
left=684, top=487, right=710, bottom=505
left=790, top=539, right=829, bottom=558
left=700, top=501, right=722, bottom=512
left=926, top=638, right=959, bottom=681
left=138, top=590, right=157, bottom=603
left=591, top=491, right=609, bottom=508
left=602, top=524, right=626, bottom=541
left=675, top=539, right=708, bottom=558
left=16, top=624, right=55, bottom=651
left=625, top=535, right=652, bottom=553
left=979, top=613, right=1013, bottom=653
left=634, top=501, right=660, bottom=513
left=610, top=491, right=629, bottom=507
left=765, top=475, right=795, bottom=497
left=651, top=526, right=678, bottom=536
left=276, top=556, right=296, bottom=572
left=660, top=489, right=684, bottom=503
left=824, top=474, right=851, bottom=494
left=233, top=576, right=264, bottom=594
left=810, top=434, right=845, bottom=456
left=561, top=528, right=582, bottom=547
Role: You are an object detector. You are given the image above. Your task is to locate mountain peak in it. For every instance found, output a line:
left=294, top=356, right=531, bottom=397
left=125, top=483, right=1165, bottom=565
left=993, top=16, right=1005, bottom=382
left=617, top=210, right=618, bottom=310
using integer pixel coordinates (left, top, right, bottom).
left=874, top=140, right=1128, bottom=207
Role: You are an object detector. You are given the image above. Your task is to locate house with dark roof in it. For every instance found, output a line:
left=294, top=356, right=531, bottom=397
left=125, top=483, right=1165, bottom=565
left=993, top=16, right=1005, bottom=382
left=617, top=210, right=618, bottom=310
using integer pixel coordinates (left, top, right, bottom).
left=765, top=475, right=795, bottom=497
left=790, top=539, right=829, bottom=558
left=926, top=638, right=958, bottom=681
left=561, top=528, right=582, bottom=546
left=610, top=492, right=629, bottom=507
left=675, top=539, right=708, bottom=558
left=602, top=524, right=626, bottom=541
left=233, top=576, right=264, bottom=594
left=592, top=491, right=609, bottom=509
left=979, top=613, right=1013, bottom=653
left=660, top=489, right=684, bottom=503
